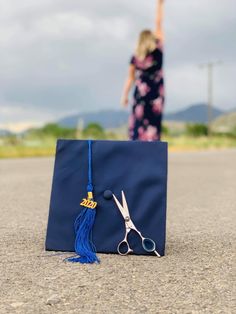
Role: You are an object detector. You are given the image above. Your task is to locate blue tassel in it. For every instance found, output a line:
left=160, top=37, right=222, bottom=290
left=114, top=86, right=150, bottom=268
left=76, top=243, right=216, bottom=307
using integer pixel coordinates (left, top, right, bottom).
left=66, top=206, right=99, bottom=264
left=66, top=140, right=100, bottom=264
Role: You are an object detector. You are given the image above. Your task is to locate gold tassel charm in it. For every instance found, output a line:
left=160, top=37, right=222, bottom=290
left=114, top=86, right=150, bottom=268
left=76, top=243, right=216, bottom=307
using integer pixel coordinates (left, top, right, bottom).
left=80, top=191, right=97, bottom=209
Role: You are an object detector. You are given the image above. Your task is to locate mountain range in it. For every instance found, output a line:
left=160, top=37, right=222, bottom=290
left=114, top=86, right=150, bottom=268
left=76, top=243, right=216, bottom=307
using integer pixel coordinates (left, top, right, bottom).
left=58, top=104, right=232, bottom=129
left=0, top=104, right=234, bottom=135
left=0, top=129, right=12, bottom=136
left=164, top=104, right=224, bottom=123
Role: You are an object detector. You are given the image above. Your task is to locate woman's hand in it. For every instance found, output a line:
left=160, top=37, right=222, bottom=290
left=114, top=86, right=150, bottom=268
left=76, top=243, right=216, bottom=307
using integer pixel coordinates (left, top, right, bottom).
left=120, top=65, right=135, bottom=108
left=121, top=95, right=129, bottom=108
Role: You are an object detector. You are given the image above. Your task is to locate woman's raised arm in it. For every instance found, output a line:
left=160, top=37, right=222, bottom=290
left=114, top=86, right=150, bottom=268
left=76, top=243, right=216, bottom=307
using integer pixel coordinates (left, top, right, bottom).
left=155, top=0, right=164, bottom=41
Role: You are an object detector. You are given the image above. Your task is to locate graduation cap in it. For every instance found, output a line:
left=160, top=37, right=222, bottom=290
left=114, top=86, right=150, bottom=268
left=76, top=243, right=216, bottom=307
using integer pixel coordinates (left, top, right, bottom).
left=45, top=139, right=168, bottom=264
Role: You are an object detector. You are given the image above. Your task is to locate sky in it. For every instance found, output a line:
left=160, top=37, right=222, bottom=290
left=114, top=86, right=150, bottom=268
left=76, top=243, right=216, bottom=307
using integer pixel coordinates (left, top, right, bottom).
left=0, top=0, right=235, bottom=131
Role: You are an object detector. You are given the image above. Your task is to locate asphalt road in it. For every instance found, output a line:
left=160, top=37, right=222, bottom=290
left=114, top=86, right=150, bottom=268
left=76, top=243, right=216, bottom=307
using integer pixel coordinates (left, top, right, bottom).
left=0, top=150, right=235, bottom=313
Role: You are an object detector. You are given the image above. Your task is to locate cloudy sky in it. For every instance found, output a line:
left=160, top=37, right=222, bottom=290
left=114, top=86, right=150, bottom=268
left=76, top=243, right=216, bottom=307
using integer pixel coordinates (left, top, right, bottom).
left=0, top=0, right=235, bottom=131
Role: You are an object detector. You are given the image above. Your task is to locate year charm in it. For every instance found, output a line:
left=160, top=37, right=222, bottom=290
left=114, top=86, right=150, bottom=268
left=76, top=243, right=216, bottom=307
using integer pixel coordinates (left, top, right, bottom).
left=80, top=198, right=97, bottom=209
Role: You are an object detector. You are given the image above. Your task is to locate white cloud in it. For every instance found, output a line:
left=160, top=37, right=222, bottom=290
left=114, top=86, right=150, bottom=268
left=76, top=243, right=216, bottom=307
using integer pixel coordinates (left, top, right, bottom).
left=0, top=102, right=77, bottom=131
left=0, top=9, right=132, bottom=47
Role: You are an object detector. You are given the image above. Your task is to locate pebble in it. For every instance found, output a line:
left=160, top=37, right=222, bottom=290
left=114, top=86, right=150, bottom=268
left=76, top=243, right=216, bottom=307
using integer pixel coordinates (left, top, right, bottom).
left=46, top=295, right=61, bottom=306
left=10, top=302, right=24, bottom=308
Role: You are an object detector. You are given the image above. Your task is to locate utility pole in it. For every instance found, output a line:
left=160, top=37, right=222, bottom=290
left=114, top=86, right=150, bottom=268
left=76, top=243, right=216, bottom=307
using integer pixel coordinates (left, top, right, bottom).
left=199, top=61, right=221, bottom=136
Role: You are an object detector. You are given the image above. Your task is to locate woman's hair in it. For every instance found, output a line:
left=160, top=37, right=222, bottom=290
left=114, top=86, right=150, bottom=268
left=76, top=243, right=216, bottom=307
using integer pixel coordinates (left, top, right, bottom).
left=135, top=30, right=157, bottom=60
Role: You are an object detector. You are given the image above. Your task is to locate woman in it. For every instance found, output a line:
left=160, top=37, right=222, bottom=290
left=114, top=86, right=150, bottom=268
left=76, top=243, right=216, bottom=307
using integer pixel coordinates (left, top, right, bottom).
left=121, top=0, right=165, bottom=141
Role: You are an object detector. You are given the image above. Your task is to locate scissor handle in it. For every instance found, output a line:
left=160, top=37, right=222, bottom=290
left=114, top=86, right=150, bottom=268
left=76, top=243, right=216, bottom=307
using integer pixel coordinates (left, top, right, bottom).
left=141, top=237, right=161, bottom=257
left=117, top=240, right=133, bottom=256
left=142, top=237, right=156, bottom=252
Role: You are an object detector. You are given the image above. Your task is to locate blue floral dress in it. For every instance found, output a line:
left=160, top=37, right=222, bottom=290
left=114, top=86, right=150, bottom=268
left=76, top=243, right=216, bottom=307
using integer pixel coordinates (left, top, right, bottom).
left=129, top=40, right=164, bottom=141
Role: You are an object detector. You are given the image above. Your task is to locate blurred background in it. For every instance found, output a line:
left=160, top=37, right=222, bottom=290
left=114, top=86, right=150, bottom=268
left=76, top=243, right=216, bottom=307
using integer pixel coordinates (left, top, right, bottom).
left=0, top=0, right=235, bottom=157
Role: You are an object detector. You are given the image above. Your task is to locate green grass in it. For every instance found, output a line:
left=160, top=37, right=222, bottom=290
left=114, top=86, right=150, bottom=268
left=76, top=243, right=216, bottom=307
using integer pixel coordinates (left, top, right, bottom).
left=0, top=145, right=56, bottom=158
left=163, top=135, right=236, bottom=151
left=0, top=134, right=235, bottom=159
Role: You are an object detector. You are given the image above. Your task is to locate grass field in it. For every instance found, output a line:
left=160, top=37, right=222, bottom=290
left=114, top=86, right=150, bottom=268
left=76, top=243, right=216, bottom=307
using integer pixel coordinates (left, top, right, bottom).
left=0, top=134, right=235, bottom=158
left=164, top=135, right=236, bottom=151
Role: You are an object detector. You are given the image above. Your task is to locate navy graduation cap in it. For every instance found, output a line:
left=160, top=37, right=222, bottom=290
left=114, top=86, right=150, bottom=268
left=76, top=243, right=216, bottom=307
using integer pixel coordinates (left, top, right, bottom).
left=45, top=139, right=168, bottom=264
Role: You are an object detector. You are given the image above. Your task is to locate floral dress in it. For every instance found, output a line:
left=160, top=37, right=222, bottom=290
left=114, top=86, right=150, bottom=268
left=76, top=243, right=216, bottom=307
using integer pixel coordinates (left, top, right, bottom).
left=129, top=41, right=164, bottom=141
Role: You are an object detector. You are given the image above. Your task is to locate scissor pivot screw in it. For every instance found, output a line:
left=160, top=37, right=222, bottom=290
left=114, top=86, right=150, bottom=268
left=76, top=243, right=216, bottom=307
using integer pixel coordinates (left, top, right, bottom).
left=125, top=216, right=130, bottom=222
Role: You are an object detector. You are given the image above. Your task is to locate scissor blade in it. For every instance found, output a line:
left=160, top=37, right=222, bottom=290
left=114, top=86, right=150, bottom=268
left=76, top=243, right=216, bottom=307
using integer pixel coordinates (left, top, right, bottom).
left=112, top=194, right=128, bottom=220
left=121, top=191, right=130, bottom=217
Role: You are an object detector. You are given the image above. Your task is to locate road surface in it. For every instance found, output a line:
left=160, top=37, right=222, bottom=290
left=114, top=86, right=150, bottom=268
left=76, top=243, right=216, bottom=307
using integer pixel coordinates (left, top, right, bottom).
left=0, top=150, right=235, bottom=313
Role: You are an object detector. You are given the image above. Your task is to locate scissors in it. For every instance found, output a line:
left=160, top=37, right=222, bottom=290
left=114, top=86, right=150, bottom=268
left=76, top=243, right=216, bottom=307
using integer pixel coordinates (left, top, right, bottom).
left=113, top=191, right=161, bottom=257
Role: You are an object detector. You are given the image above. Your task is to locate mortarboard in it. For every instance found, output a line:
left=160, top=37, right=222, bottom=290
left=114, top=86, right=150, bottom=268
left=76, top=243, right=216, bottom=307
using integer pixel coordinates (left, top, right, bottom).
left=45, top=139, right=168, bottom=263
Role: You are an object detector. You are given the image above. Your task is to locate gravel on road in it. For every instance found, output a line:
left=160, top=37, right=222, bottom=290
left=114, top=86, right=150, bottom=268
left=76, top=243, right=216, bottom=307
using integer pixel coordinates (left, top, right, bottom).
left=0, top=150, right=235, bottom=313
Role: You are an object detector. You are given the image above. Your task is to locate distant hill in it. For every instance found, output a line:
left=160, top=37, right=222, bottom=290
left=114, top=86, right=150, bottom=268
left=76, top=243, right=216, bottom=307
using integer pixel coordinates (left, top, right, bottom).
left=57, top=104, right=227, bottom=129
left=164, top=104, right=224, bottom=123
left=228, top=107, right=236, bottom=113
left=0, top=129, right=12, bottom=136
left=211, top=112, right=236, bottom=133
left=58, top=110, right=129, bottom=129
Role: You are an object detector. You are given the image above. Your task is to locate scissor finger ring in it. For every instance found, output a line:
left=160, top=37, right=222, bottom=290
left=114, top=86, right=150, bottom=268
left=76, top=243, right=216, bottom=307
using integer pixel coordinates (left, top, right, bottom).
left=117, top=240, right=133, bottom=256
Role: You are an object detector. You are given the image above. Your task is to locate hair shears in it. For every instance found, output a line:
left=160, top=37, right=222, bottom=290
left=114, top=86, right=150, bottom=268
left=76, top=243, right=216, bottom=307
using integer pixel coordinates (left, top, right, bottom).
left=113, top=191, right=161, bottom=257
